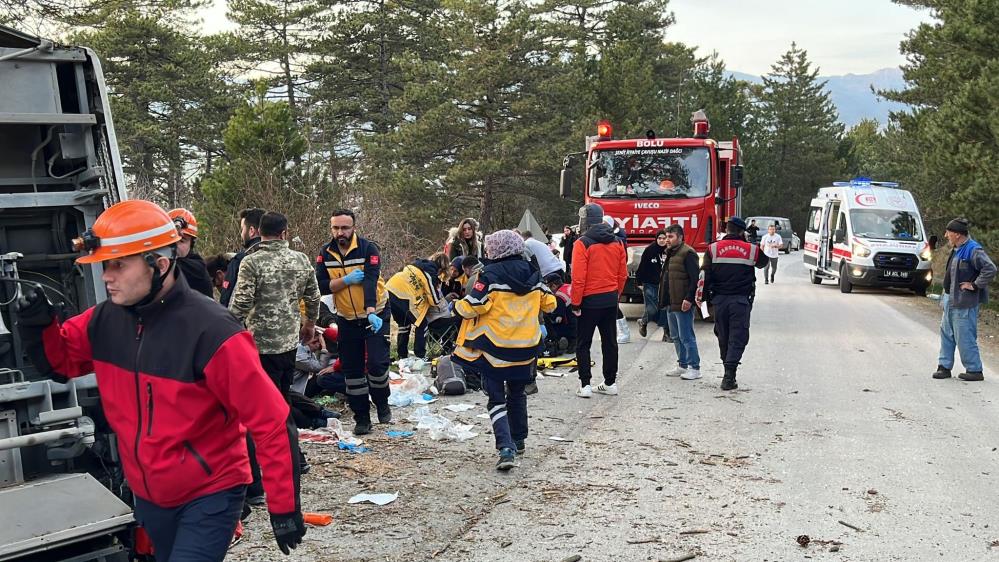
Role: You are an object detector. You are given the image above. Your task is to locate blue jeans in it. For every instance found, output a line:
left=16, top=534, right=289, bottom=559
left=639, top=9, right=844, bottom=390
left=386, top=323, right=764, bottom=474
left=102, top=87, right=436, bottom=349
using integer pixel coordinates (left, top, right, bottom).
left=133, top=485, right=246, bottom=562
left=667, top=309, right=699, bottom=369
left=938, top=293, right=982, bottom=372
left=482, top=375, right=528, bottom=451
left=642, top=284, right=665, bottom=327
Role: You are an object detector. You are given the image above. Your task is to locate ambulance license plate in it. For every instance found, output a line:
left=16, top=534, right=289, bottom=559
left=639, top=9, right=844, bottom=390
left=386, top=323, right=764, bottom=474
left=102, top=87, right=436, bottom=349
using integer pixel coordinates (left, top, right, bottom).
left=881, top=270, right=911, bottom=279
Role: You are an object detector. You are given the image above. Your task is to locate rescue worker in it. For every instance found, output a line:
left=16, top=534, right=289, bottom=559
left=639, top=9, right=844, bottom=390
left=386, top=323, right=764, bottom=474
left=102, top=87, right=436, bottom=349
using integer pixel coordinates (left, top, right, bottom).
left=386, top=253, right=450, bottom=365
left=220, top=208, right=264, bottom=307
left=168, top=208, right=214, bottom=298
left=316, top=209, right=391, bottom=436
left=452, top=230, right=556, bottom=470
left=228, top=211, right=321, bottom=400
left=14, top=200, right=304, bottom=560
left=696, top=217, right=768, bottom=390
left=571, top=204, right=628, bottom=398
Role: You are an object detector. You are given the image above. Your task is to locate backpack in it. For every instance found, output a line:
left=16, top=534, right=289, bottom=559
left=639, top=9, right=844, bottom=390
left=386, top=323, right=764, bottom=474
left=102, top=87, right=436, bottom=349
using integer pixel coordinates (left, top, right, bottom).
left=433, top=355, right=467, bottom=395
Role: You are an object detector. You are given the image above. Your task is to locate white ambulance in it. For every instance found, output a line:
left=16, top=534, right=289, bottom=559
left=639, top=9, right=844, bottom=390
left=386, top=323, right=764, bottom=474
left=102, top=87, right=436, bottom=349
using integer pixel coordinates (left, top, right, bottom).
left=803, top=178, right=936, bottom=294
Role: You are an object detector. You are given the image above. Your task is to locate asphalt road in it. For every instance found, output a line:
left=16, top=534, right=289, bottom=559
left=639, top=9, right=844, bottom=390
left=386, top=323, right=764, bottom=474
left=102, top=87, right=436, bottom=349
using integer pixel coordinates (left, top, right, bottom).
left=230, top=255, right=999, bottom=561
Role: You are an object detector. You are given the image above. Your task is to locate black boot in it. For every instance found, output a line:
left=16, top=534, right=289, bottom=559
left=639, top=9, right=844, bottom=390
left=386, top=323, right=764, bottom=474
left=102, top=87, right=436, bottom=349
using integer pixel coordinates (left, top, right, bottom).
left=721, top=367, right=738, bottom=391
left=353, top=413, right=372, bottom=435
left=376, top=402, right=393, bottom=424
left=959, top=371, right=984, bottom=382
left=932, top=365, right=952, bottom=379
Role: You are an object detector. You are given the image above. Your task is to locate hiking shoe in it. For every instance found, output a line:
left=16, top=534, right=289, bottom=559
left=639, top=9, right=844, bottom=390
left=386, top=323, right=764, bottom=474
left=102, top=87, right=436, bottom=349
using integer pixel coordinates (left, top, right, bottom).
left=496, top=448, right=516, bottom=471
left=959, top=371, right=984, bottom=382
left=576, top=384, right=593, bottom=398
left=680, top=368, right=702, bottom=380
left=665, top=365, right=687, bottom=377
left=594, top=382, right=618, bottom=396
left=720, top=377, right=738, bottom=391
left=353, top=419, right=372, bottom=436
left=515, top=440, right=525, bottom=455
left=525, top=382, right=539, bottom=395
left=764, top=279, right=769, bottom=285
left=376, top=403, right=393, bottom=424
left=932, top=365, right=952, bottom=379
left=638, top=318, right=648, bottom=337
left=557, top=337, right=569, bottom=354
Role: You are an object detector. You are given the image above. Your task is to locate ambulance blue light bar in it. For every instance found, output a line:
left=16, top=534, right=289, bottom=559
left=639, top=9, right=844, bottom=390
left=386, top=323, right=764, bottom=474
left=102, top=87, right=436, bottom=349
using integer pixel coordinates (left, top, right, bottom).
left=832, top=177, right=900, bottom=188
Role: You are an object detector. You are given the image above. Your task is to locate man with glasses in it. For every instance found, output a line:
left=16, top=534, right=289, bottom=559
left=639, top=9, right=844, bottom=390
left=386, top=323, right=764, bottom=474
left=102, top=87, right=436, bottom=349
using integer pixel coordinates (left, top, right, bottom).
left=316, top=209, right=391, bottom=435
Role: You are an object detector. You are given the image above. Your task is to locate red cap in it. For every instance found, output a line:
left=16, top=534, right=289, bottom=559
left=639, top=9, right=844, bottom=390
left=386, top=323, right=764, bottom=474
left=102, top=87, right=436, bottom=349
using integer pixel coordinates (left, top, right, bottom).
left=323, top=325, right=339, bottom=343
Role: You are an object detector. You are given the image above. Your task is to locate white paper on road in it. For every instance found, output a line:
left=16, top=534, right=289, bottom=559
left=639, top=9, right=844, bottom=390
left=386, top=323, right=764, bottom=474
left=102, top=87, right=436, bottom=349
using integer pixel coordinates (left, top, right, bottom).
left=699, top=301, right=710, bottom=318
left=549, top=436, right=573, bottom=442
left=348, top=492, right=399, bottom=506
left=475, top=413, right=490, bottom=419
left=443, top=404, right=476, bottom=412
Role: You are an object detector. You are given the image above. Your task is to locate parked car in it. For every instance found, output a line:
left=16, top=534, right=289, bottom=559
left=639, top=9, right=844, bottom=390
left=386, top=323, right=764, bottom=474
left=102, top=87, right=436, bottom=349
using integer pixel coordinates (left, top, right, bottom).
left=746, top=216, right=796, bottom=254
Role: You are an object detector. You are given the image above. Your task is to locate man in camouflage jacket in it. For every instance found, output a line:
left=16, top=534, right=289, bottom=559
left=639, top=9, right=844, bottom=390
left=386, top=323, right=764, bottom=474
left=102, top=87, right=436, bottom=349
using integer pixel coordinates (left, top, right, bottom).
left=229, top=211, right=321, bottom=398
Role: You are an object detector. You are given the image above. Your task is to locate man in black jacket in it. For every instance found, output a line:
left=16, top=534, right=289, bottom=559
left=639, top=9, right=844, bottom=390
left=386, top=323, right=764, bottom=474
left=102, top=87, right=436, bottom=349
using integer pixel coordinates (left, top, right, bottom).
left=696, top=217, right=768, bottom=390
left=635, top=230, right=668, bottom=339
left=220, top=208, right=264, bottom=308
left=169, top=208, right=214, bottom=298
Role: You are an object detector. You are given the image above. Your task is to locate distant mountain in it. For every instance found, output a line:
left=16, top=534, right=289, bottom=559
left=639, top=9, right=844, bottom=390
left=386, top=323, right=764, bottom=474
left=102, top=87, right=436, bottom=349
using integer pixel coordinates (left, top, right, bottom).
left=725, top=68, right=909, bottom=128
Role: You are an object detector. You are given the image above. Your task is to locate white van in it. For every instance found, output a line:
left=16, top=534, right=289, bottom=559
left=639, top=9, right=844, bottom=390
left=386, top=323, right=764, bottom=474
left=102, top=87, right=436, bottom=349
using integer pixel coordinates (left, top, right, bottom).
left=803, top=179, right=936, bottom=294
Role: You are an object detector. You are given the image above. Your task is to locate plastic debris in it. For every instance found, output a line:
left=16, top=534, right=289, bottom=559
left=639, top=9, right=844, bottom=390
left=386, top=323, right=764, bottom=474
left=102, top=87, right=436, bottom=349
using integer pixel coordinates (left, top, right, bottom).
left=386, top=430, right=415, bottom=438
left=338, top=441, right=370, bottom=453
left=407, top=407, right=478, bottom=441
left=388, top=374, right=438, bottom=406
left=299, top=419, right=364, bottom=447
left=549, top=436, right=573, bottom=442
left=442, top=404, right=476, bottom=413
left=475, top=413, right=490, bottom=419
left=348, top=492, right=398, bottom=506
left=304, top=513, right=333, bottom=526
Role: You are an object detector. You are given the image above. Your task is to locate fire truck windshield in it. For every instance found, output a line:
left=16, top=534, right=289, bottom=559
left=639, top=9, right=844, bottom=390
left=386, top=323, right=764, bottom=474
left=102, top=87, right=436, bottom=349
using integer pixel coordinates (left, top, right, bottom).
left=588, top=147, right=710, bottom=199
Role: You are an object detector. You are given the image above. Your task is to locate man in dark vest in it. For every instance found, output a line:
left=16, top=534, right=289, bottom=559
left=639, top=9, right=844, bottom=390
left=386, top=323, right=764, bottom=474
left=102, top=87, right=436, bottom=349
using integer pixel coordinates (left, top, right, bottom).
left=696, top=217, right=768, bottom=390
left=658, top=224, right=701, bottom=380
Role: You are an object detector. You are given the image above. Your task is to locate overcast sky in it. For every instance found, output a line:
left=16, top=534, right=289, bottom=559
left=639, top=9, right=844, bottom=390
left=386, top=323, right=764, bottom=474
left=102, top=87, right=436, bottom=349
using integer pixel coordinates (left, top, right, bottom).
left=666, top=0, right=933, bottom=76
left=201, top=0, right=933, bottom=77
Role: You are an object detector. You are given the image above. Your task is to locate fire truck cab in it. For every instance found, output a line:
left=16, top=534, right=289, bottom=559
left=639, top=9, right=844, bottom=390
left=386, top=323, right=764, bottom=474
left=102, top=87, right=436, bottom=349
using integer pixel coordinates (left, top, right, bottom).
left=803, top=178, right=935, bottom=295
left=559, top=113, right=742, bottom=300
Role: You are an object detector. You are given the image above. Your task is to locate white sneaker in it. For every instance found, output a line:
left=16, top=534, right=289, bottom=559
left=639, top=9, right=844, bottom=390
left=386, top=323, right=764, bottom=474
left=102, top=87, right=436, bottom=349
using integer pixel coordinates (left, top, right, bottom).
left=576, top=384, right=593, bottom=398
left=594, top=382, right=619, bottom=395
left=680, top=368, right=702, bottom=380
left=665, top=365, right=687, bottom=377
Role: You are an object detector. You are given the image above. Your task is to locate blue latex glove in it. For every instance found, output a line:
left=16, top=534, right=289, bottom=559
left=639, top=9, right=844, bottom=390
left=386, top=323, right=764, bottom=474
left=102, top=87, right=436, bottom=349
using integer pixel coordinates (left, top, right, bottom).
left=540, top=325, right=548, bottom=339
left=447, top=301, right=455, bottom=314
left=342, top=269, right=365, bottom=285
left=367, top=313, right=383, bottom=332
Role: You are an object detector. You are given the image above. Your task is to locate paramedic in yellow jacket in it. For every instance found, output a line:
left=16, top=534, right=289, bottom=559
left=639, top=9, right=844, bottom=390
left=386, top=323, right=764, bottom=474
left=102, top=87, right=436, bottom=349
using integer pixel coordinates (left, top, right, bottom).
left=452, top=230, right=557, bottom=471
left=315, top=209, right=390, bottom=436
left=386, top=253, right=450, bottom=365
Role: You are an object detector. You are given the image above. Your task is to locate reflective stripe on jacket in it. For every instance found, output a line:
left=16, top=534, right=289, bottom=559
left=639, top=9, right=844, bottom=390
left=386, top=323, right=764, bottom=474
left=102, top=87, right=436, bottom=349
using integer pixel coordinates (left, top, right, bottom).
left=316, top=234, right=388, bottom=320
left=453, top=256, right=557, bottom=368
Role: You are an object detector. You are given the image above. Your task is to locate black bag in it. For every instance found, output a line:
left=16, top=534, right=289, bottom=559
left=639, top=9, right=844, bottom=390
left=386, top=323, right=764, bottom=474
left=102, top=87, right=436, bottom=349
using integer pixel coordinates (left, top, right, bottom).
left=434, top=355, right=467, bottom=395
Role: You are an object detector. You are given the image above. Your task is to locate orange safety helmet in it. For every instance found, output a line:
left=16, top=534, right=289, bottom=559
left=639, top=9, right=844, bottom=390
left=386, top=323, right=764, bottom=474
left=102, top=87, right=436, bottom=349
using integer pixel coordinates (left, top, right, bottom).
left=168, top=208, right=199, bottom=238
left=74, top=200, right=180, bottom=264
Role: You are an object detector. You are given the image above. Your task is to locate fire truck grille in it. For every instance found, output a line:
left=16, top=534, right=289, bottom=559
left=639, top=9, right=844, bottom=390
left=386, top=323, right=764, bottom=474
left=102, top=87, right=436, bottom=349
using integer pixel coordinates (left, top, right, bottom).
left=874, top=252, right=918, bottom=270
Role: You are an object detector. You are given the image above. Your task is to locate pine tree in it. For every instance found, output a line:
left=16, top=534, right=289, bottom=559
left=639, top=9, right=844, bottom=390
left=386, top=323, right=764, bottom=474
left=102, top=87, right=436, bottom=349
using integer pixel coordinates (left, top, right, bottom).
left=884, top=0, right=999, bottom=246
left=745, top=43, right=844, bottom=232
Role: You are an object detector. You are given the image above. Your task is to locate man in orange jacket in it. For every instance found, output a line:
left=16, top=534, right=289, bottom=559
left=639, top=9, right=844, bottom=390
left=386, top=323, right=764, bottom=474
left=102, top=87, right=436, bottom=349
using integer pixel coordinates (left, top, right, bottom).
left=570, top=203, right=628, bottom=398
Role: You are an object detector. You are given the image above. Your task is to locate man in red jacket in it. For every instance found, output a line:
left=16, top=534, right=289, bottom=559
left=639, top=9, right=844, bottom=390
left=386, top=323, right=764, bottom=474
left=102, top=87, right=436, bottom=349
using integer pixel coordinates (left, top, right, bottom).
left=15, top=200, right=304, bottom=561
left=570, top=203, right=628, bottom=398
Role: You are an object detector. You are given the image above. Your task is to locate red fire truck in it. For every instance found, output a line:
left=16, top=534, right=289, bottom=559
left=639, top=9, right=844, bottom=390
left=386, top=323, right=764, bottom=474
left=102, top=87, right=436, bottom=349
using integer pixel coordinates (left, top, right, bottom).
left=559, top=111, right=744, bottom=300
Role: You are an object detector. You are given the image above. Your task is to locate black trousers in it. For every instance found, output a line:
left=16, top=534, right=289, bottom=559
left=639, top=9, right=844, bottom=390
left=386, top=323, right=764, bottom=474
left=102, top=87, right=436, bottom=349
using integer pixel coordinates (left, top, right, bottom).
left=389, top=293, right=428, bottom=359
left=337, top=310, right=391, bottom=419
left=712, top=294, right=752, bottom=370
left=575, top=306, right=618, bottom=386
left=248, top=349, right=296, bottom=496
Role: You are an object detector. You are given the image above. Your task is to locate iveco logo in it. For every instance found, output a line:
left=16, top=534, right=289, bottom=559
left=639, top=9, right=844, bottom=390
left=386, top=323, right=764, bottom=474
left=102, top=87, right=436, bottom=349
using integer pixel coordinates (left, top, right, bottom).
left=634, top=202, right=661, bottom=209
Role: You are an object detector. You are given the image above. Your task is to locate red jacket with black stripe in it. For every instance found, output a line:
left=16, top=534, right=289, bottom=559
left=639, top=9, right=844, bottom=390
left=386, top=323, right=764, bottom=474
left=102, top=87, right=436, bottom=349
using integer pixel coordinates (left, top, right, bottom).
left=26, top=274, right=301, bottom=512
